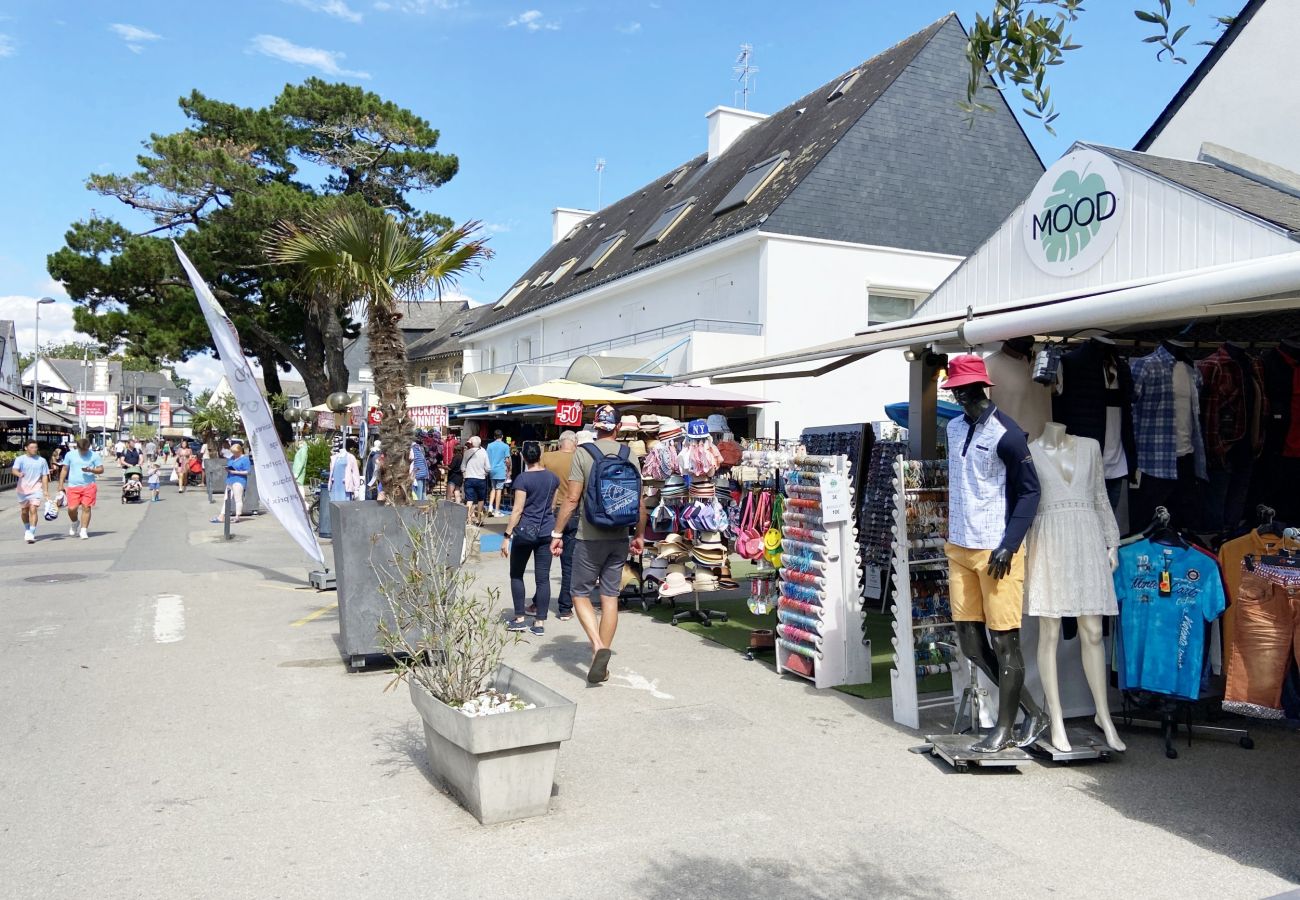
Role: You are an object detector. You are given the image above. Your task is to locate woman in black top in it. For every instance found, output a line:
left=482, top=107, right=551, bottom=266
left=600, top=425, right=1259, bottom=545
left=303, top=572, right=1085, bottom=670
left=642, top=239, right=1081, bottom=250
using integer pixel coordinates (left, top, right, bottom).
left=501, top=441, right=560, bottom=635
left=447, top=448, right=464, bottom=504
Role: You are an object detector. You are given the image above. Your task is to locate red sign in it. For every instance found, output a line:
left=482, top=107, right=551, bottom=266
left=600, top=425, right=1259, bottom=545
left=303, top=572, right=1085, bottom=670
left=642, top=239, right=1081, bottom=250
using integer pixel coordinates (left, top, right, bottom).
left=160, top=399, right=173, bottom=427
left=554, top=399, right=583, bottom=428
left=409, top=405, right=448, bottom=429
left=78, top=399, right=108, bottom=417
left=368, top=408, right=382, bottom=426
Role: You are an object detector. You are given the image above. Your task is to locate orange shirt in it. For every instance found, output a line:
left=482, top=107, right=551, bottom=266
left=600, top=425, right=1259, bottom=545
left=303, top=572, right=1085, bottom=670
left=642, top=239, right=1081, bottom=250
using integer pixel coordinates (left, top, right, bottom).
left=1218, top=529, right=1300, bottom=656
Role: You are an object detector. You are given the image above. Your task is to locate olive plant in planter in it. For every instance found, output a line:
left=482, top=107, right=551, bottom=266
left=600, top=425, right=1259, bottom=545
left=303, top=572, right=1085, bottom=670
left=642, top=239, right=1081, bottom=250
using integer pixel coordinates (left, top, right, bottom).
left=376, top=509, right=576, bottom=825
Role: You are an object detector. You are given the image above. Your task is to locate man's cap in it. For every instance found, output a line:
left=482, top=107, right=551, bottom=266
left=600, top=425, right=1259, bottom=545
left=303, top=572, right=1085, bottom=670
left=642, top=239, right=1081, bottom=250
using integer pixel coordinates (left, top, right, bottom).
left=940, top=355, right=995, bottom=390
left=592, top=404, right=618, bottom=431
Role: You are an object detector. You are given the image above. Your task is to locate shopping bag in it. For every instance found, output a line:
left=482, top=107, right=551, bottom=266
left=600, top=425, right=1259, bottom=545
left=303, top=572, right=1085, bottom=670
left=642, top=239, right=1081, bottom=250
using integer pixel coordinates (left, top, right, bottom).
left=169, top=468, right=180, bottom=484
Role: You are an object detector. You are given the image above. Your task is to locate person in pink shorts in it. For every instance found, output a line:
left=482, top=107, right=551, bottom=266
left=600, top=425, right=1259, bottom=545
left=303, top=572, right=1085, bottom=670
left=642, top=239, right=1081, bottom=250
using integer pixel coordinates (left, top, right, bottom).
left=11, top=439, right=50, bottom=544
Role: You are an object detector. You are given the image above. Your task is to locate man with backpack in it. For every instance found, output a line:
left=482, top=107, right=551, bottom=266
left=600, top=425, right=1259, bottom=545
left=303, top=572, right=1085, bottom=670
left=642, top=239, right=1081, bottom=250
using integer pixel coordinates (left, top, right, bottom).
left=550, top=404, right=644, bottom=684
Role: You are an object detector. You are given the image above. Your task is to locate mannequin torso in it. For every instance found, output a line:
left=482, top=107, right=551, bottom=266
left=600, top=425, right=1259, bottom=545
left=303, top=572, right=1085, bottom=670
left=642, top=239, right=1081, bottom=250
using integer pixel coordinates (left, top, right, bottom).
left=1033, top=421, right=1077, bottom=483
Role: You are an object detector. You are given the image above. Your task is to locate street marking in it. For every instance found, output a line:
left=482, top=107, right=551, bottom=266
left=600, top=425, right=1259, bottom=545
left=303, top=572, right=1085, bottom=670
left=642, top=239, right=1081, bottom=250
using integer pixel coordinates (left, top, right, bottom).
left=18, top=624, right=60, bottom=638
left=608, top=667, right=674, bottom=700
left=291, top=601, right=338, bottom=627
left=153, top=594, right=185, bottom=644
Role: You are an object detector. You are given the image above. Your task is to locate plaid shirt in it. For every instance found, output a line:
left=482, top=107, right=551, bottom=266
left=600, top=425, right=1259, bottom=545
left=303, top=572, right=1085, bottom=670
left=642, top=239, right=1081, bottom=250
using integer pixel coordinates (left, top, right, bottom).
left=1130, top=345, right=1207, bottom=481
left=1197, top=347, right=1265, bottom=466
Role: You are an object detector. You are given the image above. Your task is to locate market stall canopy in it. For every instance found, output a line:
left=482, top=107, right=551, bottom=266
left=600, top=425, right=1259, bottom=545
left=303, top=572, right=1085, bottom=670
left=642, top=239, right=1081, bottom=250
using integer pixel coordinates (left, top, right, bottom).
left=502, top=364, right=567, bottom=395
left=885, top=400, right=963, bottom=430
left=486, top=378, right=636, bottom=406
left=628, top=383, right=772, bottom=408
left=565, top=355, right=663, bottom=387
left=459, top=371, right=510, bottom=400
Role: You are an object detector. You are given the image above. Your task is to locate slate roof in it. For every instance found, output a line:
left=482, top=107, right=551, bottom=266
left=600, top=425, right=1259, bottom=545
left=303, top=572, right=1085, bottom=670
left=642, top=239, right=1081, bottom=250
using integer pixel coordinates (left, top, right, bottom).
left=44, top=357, right=115, bottom=391
left=465, top=14, right=972, bottom=337
left=1135, top=0, right=1267, bottom=153
left=1098, top=146, right=1300, bottom=234
left=397, top=300, right=468, bottom=333
left=407, top=304, right=490, bottom=361
left=254, top=377, right=308, bottom=398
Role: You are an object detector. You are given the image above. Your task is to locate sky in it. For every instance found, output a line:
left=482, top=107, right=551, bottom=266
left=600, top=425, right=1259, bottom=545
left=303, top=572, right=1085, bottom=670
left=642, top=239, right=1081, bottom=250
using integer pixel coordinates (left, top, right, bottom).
left=0, top=0, right=1243, bottom=391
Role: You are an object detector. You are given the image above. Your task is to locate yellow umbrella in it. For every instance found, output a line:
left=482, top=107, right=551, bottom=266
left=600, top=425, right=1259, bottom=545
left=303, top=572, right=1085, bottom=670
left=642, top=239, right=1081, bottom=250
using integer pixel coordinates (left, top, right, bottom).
left=486, top=378, right=634, bottom=406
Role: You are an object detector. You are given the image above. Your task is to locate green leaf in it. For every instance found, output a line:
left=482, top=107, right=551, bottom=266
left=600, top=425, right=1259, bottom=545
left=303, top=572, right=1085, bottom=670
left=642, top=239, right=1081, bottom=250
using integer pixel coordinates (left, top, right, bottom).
left=1134, top=10, right=1161, bottom=23
left=1171, top=24, right=1189, bottom=44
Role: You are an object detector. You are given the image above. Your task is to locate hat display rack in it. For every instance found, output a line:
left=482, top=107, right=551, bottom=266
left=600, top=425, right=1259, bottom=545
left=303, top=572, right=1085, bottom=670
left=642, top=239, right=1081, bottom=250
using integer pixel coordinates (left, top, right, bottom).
left=772, top=452, right=872, bottom=689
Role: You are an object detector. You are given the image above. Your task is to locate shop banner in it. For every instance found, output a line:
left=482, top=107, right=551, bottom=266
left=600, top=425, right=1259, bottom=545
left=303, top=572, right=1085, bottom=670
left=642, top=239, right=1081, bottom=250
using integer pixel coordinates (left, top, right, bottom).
left=159, top=398, right=172, bottom=427
left=555, top=399, right=583, bottom=428
left=316, top=411, right=337, bottom=430
left=368, top=407, right=383, bottom=426
left=410, top=405, right=448, bottom=429
left=1022, top=148, right=1124, bottom=277
left=173, top=242, right=326, bottom=567
left=78, top=399, right=107, bottom=417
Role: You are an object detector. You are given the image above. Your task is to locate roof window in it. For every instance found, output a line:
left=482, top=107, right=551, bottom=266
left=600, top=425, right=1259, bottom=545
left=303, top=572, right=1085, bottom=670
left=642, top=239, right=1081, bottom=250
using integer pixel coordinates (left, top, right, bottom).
left=495, top=280, right=529, bottom=309
left=543, top=258, right=578, bottom=287
left=827, top=70, right=860, bottom=102
left=712, top=151, right=790, bottom=216
left=635, top=197, right=695, bottom=250
left=531, top=270, right=551, bottom=288
left=573, top=230, right=627, bottom=275
left=664, top=165, right=692, bottom=189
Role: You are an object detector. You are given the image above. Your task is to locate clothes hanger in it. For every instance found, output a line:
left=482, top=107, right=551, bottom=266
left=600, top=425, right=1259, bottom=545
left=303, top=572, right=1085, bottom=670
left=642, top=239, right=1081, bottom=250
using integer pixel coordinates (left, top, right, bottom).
left=1257, top=504, right=1284, bottom=538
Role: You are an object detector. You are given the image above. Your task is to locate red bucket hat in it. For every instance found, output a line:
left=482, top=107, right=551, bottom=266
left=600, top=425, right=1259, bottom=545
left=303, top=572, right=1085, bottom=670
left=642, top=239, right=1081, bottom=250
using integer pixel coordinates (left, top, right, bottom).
left=940, top=354, right=995, bottom=390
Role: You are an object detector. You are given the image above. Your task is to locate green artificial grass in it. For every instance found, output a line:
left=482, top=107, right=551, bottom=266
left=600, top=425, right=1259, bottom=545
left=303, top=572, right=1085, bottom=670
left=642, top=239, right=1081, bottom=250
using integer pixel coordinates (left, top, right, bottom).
left=629, top=588, right=953, bottom=702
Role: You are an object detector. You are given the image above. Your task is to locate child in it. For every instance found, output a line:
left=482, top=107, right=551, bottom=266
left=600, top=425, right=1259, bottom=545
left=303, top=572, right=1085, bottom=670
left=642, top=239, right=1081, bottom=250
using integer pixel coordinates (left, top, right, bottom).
left=146, top=460, right=161, bottom=502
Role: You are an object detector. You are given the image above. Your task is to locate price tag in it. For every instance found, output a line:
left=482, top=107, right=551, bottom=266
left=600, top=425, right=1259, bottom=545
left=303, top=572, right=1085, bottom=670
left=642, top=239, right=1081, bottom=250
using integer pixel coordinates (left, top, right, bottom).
left=555, top=399, right=583, bottom=428
left=820, top=472, right=851, bottom=524
left=864, top=565, right=884, bottom=600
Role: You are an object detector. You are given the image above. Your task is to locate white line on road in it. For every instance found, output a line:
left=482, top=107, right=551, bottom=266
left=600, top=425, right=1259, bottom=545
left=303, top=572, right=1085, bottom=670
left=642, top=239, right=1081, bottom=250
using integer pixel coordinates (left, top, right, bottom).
left=153, top=594, right=185, bottom=644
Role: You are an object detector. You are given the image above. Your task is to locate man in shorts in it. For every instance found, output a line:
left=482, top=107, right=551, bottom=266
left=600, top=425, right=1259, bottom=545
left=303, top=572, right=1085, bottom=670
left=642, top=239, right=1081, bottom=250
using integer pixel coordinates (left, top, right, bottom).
left=550, top=405, right=645, bottom=683
left=58, top=436, right=104, bottom=540
left=12, top=439, right=50, bottom=544
left=461, top=435, right=490, bottom=523
left=486, top=430, right=510, bottom=517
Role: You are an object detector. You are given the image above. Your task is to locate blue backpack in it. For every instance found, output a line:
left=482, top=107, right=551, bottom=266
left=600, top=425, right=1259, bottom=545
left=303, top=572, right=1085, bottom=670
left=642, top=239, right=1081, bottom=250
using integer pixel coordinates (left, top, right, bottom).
left=581, top=443, right=642, bottom=529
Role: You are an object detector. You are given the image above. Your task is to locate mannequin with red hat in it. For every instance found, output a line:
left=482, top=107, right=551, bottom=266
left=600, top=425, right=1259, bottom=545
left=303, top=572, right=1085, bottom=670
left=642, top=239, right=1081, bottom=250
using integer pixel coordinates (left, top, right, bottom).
left=942, top=354, right=1049, bottom=753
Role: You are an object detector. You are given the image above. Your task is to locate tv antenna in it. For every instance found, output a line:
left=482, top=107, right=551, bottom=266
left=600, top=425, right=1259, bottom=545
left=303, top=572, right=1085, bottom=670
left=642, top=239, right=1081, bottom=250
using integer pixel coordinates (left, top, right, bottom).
left=595, top=157, right=606, bottom=209
left=733, top=43, right=758, bottom=109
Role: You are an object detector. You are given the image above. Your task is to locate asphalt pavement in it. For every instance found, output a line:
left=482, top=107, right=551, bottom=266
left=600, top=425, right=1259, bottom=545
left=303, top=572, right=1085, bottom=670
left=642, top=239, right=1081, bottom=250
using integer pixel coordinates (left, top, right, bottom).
left=0, top=477, right=1297, bottom=900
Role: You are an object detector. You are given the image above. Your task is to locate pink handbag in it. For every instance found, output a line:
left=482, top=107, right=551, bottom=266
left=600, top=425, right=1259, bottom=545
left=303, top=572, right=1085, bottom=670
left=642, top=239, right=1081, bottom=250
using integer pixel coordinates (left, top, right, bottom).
left=736, top=491, right=769, bottom=561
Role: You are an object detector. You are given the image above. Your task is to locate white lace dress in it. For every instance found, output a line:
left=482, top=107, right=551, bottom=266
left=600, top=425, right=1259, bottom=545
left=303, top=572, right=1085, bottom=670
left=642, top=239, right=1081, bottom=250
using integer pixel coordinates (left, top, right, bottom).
left=1024, top=436, right=1121, bottom=617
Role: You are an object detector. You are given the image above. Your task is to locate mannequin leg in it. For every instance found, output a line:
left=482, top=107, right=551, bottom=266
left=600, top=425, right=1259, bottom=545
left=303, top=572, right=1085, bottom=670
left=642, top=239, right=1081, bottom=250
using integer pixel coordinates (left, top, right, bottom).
left=955, top=620, right=1001, bottom=684
left=969, top=629, right=1047, bottom=752
left=1079, top=615, right=1127, bottom=751
left=1037, top=618, right=1072, bottom=751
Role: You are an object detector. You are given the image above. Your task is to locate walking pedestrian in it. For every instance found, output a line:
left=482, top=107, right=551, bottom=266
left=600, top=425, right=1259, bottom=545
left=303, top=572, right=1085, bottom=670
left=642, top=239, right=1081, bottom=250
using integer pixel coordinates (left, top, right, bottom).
left=113, top=439, right=125, bottom=464
left=50, top=446, right=64, bottom=470
left=462, top=435, right=490, bottom=524
left=486, top=430, right=510, bottom=517
left=535, top=430, right=578, bottom=620
left=12, top=439, right=50, bottom=544
left=550, top=405, right=646, bottom=683
left=146, top=459, right=161, bottom=502
left=58, top=436, right=104, bottom=540
left=446, top=444, right=464, bottom=504
left=212, top=439, right=251, bottom=523
left=409, top=436, right=430, bottom=502
left=502, top=441, right=560, bottom=636
left=175, top=441, right=194, bottom=493
left=144, top=439, right=157, bottom=463
left=122, top=440, right=141, bottom=479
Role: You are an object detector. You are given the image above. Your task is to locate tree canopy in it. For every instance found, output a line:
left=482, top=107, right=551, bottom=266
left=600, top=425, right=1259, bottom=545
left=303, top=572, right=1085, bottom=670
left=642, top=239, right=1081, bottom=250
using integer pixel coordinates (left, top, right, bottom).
left=48, top=78, right=462, bottom=406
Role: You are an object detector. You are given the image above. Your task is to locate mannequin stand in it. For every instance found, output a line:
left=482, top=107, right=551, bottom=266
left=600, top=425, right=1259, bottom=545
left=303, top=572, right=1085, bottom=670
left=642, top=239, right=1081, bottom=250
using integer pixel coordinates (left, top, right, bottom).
left=1027, top=728, right=1112, bottom=763
left=670, top=589, right=729, bottom=627
left=918, top=656, right=1031, bottom=770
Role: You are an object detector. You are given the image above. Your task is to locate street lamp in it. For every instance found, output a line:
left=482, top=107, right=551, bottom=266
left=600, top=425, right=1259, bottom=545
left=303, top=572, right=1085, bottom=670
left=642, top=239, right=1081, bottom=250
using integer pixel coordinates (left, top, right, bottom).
left=30, top=297, right=55, bottom=443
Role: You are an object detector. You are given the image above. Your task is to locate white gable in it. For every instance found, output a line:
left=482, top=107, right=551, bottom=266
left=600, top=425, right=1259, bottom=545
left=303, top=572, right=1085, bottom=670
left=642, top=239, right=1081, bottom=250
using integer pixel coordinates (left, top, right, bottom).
left=916, top=144, right=1298, bottom=320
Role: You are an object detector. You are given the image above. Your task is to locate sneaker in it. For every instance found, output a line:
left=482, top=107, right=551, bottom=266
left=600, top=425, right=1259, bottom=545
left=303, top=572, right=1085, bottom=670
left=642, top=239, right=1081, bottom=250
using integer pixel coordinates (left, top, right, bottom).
left=506, top=618, right=528, bottom=633
left=70, top=524, right=78, bottom=536
left=24, top=531, right=35, bottom=544
left=529, top=623, right=545, bottom=636
left=524, top=603, right=538, bottom=616
left=79, top=529, right=89, bottom=540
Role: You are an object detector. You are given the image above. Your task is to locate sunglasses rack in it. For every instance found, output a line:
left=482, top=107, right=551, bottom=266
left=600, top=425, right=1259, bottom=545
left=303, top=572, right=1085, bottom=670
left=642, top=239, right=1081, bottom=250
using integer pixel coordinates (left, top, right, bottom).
left=772, top=453, right=872, bottom=689
left=889, top=455, right=959, bottom=730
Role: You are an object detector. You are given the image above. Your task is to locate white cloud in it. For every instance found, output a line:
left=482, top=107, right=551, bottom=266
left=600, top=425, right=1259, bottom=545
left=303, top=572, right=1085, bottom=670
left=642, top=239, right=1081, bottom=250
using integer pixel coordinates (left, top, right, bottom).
left=0, top=34, right=15, bottom=57
left=0, top=296, right=82, bottom=359
left=172, top=355, right=229, bottom=394
left=617, top=21, right=641, bottom=35
left=483, top=222, right=512, bottom=235
left=37, top=277, right=69, bottom=300
left=249, top=34, right=371, bottom=79
left=109, top=23, right=162, bottom=54
left=285, top=0, right=364, bottom=23
left=377, top=0, right=459, bottom=11
left=507, top=9, right=560, bottom=31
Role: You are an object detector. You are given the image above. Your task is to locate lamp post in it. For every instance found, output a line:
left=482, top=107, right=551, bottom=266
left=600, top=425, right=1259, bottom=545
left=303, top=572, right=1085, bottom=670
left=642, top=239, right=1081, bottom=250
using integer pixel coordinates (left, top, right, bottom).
left=30, top=297, right=55, bottom=443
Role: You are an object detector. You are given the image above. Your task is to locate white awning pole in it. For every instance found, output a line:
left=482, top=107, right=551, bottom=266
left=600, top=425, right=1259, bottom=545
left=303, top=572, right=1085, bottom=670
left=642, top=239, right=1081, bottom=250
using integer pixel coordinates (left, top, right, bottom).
left=959, top=250, right=1300, bottom=346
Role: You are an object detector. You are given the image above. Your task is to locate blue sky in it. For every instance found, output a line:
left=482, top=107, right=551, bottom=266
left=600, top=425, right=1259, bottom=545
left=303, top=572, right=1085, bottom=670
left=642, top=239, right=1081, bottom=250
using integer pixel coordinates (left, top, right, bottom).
left=0, top=0, right=1240, bottom=388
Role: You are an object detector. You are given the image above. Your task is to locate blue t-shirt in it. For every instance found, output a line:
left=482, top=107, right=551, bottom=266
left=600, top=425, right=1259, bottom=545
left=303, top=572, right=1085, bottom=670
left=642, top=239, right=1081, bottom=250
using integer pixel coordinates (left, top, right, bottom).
left=63, top=450, right=102, bottom=487
left=486, top=440, right=510, bottom=480
left=1114, top=539, right=1225, bottom=700
left=13, top=455, right=49, bottom=495
left=510, top=469, right=560, bottom=536
left=226, top=454, right=251, bottom=487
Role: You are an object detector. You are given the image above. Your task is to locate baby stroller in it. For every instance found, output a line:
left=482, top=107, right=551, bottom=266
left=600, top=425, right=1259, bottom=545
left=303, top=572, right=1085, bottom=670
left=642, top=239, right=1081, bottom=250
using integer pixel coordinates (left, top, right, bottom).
left=122, top=466, right=144, bottom=504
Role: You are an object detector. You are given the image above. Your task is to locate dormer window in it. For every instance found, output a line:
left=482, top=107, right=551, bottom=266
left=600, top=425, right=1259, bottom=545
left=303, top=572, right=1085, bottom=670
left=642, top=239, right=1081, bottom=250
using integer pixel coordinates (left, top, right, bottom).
left=712, top=151, right=789, bottom=215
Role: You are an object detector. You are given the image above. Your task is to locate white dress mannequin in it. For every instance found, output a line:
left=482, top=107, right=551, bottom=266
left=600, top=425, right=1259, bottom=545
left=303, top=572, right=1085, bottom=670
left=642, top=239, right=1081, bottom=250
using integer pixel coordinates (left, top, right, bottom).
left=1026, top=422, right=1127, bottom=752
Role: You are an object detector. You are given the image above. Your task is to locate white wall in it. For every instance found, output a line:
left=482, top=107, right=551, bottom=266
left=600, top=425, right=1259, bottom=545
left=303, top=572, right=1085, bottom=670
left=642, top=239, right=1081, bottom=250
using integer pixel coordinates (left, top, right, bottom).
left=757, top=235, right=961, bottom=436
left=1144, top=2, right=1300, bottom=172
left=0, top=325, right=18, bottom=394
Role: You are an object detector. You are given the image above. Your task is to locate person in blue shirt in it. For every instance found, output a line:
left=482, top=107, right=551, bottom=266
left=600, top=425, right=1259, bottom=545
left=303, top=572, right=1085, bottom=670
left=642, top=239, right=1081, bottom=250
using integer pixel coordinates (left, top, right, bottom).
left=212, top=440, right=252, bottom=524
left=486, top=430, right=511, bottom=517
left=57, top=436, right=105, bottom=540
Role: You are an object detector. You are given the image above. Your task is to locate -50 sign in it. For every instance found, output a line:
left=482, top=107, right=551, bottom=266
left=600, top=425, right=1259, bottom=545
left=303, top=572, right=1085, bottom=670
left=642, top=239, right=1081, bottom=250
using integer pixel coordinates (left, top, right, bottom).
left=1022, top=148, right=1124, bottom=277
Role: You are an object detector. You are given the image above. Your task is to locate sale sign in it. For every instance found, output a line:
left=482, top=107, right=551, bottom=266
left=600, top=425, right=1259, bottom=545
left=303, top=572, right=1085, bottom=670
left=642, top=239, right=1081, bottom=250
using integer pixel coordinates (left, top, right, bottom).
left=367, top=408, right=382, bottom=426
left=554, top=399, right=583, bottom=428
left=78, top=399, right=108, bottom=417
left=409, top=405, right=448, bottom=429
left=160, top=399, right=172, bottom=427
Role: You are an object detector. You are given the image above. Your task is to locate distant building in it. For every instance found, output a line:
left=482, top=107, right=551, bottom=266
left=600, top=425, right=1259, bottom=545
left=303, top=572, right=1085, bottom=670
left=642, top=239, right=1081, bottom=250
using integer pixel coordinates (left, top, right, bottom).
left=0, top=320, right=19, bottom=395
left=405, top=303, right=488, bottom=389
left=346, top=300, right=473, bottom=395
left=19, top=356, right=187, bottom=436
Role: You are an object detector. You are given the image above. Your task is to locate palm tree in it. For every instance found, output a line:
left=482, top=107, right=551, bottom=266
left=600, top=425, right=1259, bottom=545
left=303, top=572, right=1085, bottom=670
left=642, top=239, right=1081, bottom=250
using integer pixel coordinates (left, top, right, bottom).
left=264, top=208, right=491, bottom=505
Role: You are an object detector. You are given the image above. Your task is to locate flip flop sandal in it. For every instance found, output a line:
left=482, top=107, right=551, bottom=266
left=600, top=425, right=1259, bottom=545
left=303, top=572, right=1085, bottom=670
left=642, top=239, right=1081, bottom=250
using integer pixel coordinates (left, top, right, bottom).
left=587, top=648, right=612, bottom=684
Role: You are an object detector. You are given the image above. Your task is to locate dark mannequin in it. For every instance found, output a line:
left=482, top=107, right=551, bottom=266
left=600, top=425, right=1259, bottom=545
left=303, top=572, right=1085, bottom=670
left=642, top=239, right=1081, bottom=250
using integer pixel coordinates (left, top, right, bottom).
left=1161, top=339, right=1193, bottom=364
left=951, top=383, right=1047, bottom=751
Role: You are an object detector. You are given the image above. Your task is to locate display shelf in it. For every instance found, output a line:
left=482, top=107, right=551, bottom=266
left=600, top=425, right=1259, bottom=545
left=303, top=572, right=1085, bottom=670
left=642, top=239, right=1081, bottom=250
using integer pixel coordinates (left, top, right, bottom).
left=772, top=452, right=872, bottom=689
left=889, top=455, right=958, bottom=730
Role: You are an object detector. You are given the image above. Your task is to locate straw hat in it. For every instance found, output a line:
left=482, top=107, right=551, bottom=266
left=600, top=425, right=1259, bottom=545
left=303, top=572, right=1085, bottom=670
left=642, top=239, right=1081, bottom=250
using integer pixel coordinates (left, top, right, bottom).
left=658, top=571, right=692, bottom=598
left=694, top=570, right=719, bottom=592
left=657, top=418, right=683, bottom=440
left=618, top=414, right=640, bottom=435
left=694, top=530, right=726, bottom=550
left=639, top=414, right=660, bottom=434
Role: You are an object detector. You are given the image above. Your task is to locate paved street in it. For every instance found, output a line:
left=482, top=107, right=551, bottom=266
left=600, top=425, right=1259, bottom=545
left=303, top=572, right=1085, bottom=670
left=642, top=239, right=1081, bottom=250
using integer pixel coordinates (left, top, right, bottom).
left=1, top=484, right=1297, bottom=900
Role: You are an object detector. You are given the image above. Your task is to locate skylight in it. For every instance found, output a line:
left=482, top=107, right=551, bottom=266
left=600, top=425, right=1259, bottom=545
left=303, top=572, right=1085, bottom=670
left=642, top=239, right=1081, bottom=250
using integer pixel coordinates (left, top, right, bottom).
left=531, top=270, right=551, bottom=288
left=544, top=258, right=578, bottom=287
left=496, top=280, right=528, bottom=309
left=664, top=165, right=692, bottom=189
left=828, top=70, right=860, bottom=101
left=635, top=197, right=695, bottom=250
left=712, top=151, right=790, bottom=216
left=573, top=230, right=627, bottom=275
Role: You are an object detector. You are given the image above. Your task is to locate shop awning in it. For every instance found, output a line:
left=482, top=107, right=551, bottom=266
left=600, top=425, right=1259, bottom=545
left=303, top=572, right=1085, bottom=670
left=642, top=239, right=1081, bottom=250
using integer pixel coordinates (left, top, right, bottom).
left=501, top=364, right=567, bottom=394
left=486, top=379, right=635, bottom=406
left=627, top=383, right=772, bottom=408
left=565, top=355, right=663, bottom=386
left=458, top=372, right=510, bottom=399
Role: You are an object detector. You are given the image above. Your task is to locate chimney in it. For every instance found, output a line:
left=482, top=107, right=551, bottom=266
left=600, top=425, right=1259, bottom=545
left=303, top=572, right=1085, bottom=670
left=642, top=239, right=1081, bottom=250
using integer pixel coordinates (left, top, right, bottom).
left=706, top=106, right=767, bottom=162
left=552, top=207, right=594, bottom=245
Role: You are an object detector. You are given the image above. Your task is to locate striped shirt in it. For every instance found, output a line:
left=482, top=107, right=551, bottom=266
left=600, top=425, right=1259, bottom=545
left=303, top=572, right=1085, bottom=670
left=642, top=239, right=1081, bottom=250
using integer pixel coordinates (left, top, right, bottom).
left=1130, top=345, right=1208, bottom=481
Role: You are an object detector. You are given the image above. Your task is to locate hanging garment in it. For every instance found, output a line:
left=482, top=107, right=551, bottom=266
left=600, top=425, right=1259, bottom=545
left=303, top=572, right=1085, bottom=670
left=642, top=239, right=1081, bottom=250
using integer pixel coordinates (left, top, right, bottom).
left=1130, top=344, right=1207, bottom=481
left=1024, top=437, right=1121, bottom=618
left=1198, top=343, right=1266, bottom=466
left=1114, top=537, right=1226, bottom=700
left=1223, top=560, right=1300, bottom=719
left=1219, top=529, right=1300, bottom=660
left=1054, top=339, right=1137, bottom=480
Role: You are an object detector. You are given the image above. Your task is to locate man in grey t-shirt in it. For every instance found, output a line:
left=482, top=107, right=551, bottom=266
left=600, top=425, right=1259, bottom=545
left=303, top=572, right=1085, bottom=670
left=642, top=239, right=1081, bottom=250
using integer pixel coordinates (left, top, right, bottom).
left=550, top=404, right=644, bottom=684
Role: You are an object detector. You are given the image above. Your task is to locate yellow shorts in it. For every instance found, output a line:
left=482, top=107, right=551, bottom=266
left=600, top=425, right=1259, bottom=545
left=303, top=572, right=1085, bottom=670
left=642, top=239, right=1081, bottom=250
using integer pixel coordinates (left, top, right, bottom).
left=944, top=543, right=1025, bottom=632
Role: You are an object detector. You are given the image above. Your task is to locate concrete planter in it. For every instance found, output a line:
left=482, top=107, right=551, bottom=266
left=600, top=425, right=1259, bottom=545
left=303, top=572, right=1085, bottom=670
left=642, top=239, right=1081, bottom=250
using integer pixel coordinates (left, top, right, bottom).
left=408, top=665, right=576, bottom=825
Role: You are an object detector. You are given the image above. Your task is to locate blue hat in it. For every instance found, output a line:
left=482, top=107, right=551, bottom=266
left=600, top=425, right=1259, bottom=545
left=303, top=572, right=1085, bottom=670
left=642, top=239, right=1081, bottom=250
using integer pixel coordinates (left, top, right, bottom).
left=686, top=418, right=709, bottom=439
left=592, top=404, right=618, bottom=431
left=707, top=414, right=727, bottom=434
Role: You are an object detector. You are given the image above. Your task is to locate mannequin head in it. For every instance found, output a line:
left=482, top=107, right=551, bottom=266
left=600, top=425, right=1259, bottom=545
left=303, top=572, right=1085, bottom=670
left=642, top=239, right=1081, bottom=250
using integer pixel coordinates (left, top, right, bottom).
left=952, top=384, right=990, bottom=418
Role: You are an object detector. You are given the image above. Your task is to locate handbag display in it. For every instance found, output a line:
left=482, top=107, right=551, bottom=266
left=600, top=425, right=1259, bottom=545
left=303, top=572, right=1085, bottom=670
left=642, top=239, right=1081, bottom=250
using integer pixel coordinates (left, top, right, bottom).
left=763, top=492, right=784, bottom=567
left=736, top=491, right=768, bottom=561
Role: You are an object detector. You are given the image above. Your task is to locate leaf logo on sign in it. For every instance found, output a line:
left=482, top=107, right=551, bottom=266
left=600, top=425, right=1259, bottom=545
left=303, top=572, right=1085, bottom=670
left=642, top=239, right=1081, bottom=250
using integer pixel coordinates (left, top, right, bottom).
left=1035, top=166, right=1116, bottom=263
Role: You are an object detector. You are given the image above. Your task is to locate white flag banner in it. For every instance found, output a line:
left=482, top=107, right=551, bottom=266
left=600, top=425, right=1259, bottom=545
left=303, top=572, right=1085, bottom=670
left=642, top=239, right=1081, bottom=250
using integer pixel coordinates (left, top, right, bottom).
left=173, top=242, right=326, bottom=566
